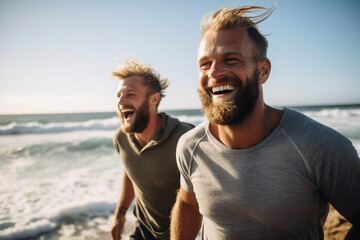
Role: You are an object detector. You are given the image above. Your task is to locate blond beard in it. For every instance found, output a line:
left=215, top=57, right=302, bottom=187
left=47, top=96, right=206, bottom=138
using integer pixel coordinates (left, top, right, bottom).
left=198, top=69, right=260, bottom=126
left=198, top=88, right=240, bottom=125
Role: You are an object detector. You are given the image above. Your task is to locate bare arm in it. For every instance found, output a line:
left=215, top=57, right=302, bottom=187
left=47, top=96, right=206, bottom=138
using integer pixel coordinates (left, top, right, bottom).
left=170, top=187, right=202, bottom=240
left=111, top=170, right=135, bottom=240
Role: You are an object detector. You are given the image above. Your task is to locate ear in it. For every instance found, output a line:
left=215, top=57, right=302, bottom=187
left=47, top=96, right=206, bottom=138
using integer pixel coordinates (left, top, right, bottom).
left=149, top=92, right=160, bottom=107
left=258, top=58, right=271, bottom=84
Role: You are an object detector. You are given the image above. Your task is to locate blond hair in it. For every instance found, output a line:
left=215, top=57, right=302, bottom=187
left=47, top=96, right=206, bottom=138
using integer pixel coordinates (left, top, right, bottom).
left=111, top=58, right=169, bottom=107
left=200, top=4, right=276, bottom=60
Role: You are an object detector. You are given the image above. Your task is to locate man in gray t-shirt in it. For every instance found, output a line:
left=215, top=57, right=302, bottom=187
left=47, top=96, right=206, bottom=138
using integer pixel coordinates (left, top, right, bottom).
left=170, top=5, right=360, bottom=240
left=176, top=108, right=360, bottom=239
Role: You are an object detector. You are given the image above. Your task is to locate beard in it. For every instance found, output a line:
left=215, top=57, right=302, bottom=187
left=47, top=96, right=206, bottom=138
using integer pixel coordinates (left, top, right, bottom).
left=198, top=69, right=260, bottom=126
left=119, top=98, right=150, bottom=134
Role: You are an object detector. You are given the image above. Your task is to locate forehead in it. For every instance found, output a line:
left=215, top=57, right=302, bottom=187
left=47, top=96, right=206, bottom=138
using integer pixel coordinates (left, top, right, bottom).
left=117, top=75, right=146, bottom=93
left=198, top=27, right=254, bottom=60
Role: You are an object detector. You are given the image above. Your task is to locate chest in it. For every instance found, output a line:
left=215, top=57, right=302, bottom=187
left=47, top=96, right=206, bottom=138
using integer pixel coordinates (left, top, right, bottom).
left=119, top=143, right=179, bottom=185
left=190, top=144, right=319, bottom=223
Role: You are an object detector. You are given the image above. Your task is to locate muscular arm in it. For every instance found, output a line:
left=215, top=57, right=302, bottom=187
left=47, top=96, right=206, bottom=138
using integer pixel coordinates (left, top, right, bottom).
left=170, top=187, right=202, bottom=240
left=111, top=170, right=135, bottom=240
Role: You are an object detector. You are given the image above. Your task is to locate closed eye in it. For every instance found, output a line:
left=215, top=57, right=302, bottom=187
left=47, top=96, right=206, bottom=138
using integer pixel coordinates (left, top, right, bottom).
left=224, top=58, right=239, bottom=65
left=117, top=91, right=136, bottom=99
left=199, top=61, right=211, bottom=70
left=125, top=92, right=136, bottom=98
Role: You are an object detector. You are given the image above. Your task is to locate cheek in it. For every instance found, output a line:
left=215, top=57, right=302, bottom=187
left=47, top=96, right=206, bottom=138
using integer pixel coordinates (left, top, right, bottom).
left=198, top=71, right=207, bottom=87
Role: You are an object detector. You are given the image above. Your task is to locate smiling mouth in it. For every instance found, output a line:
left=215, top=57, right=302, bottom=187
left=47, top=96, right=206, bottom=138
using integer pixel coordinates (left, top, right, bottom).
left=211, top=84, right=236, bottom=95
left=121, top=109, right=135, bottom=120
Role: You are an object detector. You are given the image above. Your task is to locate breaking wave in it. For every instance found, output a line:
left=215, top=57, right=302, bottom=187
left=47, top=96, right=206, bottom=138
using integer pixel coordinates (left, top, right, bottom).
left=0, top=117, right=120, bottom=135
left=0, top=201, right=116, bottom=240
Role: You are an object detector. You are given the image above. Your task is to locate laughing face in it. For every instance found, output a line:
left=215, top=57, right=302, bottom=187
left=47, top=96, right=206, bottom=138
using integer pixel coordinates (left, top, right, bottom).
left=117, top=76, right=151, bottom=133
left=197, top=27, right=261, bottom=125
left=198, top=70, right=259, bottom=125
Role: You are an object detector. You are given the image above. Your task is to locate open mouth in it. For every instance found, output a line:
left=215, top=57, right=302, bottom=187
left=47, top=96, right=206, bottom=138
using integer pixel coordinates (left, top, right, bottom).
left=121, top=109, right=135, bottom=120
left=211, top=84, right=236, bottom=95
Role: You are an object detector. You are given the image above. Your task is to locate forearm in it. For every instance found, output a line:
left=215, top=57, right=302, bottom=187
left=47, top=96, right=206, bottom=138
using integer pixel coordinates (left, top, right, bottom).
left=170, top=191, right=202, bottom=240
left=114, top=171, right=135, bottom=218
left=111, top=171, right=135, bottom=240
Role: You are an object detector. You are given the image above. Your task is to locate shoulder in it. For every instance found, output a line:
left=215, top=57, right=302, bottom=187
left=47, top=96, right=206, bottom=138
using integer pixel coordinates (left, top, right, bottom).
left=176, top=121, right=195, bottom=133
left=176, top=122, right=207, bottom=174
left=177, top=121, right=207, bottom=151
left=282, top=108, right=350, bottom=146
left=113, top=127, right=129, bottom=149
left=113, top=127, right=124, bottom=152
left=113, top=127, right=126, bottom=141
left=281, top=108, right=358, bottom=168
left=162, top=112, right=194, bottom=135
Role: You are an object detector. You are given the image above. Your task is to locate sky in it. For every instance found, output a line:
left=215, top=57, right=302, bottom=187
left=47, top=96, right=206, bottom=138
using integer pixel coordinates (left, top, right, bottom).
left=0, top=0, right=359, bottom=114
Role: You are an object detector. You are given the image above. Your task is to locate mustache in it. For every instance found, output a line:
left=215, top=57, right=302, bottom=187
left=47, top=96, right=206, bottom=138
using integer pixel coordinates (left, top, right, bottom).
left=118, top=104, right=135, bottom=111
left=205, top=76, right=243, bottom=90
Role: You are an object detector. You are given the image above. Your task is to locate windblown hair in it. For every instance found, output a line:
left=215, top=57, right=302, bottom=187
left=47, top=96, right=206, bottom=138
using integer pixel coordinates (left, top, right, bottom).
left=200, top=4, right=276, bottom=60
left=111, top=58, right=169, bottom=104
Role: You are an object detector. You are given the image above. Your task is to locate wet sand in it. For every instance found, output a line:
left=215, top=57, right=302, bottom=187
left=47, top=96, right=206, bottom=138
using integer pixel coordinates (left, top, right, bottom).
left=324, top=205, right=352, bottom=240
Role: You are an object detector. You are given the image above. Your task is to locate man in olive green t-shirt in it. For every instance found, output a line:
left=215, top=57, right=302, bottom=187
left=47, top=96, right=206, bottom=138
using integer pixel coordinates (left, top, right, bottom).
left=110, top=58, right=193, bottom=240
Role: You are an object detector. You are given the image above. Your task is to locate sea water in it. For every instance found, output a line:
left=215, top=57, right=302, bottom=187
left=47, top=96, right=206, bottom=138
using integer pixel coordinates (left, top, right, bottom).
left=0, top=106, right=359, bottom=240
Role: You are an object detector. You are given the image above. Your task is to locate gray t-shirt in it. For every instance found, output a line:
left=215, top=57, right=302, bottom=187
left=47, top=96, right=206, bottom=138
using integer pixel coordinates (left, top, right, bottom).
left=176, top=108, right=360, bottom=240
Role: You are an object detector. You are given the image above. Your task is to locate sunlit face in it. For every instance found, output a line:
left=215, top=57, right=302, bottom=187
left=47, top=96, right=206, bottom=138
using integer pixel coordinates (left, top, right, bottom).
left=197, top=27, right=260, bottom=125
left=116, top=76, right=150, bottom=133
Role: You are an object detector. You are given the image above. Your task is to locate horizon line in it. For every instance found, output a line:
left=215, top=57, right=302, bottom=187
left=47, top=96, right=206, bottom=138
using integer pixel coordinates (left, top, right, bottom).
left=0, top=103, right=359, bottom=116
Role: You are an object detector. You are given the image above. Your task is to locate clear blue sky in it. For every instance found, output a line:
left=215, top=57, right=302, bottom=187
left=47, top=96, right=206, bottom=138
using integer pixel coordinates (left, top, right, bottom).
left=1, top=0, right=359, bottom=114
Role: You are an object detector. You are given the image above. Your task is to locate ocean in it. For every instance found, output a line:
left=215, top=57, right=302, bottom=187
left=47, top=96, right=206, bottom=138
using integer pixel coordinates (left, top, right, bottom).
left=1, top=105, right=359, bottom=240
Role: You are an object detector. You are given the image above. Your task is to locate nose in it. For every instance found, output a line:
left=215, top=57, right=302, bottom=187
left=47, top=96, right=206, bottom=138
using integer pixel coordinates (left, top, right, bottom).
left=209, top=61, right=226, bottom=80
left=117, top=94, right=126, bottom=109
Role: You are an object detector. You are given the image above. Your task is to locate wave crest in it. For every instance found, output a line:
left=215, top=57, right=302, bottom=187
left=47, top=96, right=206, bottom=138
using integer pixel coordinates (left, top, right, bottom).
left=0, top=117, right=121, bottom=135
left=304, top=108, right=360, bottom=118
left=0, top=201, right=116, bottom=240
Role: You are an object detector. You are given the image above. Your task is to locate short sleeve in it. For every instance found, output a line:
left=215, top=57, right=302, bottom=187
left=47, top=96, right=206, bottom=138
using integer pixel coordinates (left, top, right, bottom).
left=176, top=134, right=194, bottom=193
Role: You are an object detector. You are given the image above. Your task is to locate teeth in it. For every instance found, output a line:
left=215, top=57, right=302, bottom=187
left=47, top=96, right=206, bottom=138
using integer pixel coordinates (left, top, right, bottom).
left=121, top=109, right=135, bottom=120
left=121, top=109, right=134, bottom=113
left=212, top=85, right=235, bottom=94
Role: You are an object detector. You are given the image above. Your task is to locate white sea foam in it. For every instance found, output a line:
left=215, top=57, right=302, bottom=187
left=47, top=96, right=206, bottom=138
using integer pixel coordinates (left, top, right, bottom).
left=302, top=108, right=360, bottom=140
left=303, top=108, right=360, bottom=121
left=0, top=130, right=123, bottom=239
left=310, top=108, right=360, bottom=118
left=176, top=115, right=206, bottom=126
left=0, top=219, right=57, bottom=240
left=350, top=138, right=360, bottom=155
left=0, top=117, right=120, bottom=135
left=0, top=200, right=123, bottom=240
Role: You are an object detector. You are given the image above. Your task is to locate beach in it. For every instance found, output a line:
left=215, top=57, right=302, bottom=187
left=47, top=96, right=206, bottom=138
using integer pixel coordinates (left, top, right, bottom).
left=324, top=206, right=353, bottom=240
left=0, top=105, right=359, bottom=239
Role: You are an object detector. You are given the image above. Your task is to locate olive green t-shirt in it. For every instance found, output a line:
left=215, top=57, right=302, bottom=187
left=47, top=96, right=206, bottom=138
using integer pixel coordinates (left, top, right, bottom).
left=113, top=113, right=193, bottom=239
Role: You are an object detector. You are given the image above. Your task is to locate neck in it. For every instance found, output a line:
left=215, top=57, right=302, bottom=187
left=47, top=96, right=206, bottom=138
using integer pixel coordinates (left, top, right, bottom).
left=209, top=102, right=282, bottom=149
left=133, top=112, right=162, bottom=148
